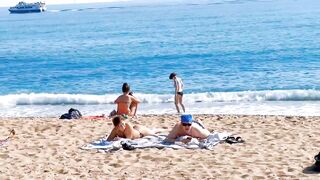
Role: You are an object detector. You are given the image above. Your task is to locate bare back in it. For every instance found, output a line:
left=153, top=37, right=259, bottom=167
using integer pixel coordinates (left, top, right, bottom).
left=115, top=94, right=141, bottom=116
left=115, top=94, right=132, bottom=115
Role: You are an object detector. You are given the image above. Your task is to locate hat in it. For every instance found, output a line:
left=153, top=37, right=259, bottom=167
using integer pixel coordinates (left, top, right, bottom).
left=181, top=114, right=193, bottom=124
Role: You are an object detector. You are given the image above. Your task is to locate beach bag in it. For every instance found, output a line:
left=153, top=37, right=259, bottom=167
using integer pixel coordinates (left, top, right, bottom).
left=59, top=108, right=82, bottom=119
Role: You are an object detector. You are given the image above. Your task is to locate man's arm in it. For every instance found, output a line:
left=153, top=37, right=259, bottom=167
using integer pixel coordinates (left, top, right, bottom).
left=181, top=79, right=184, bottom=89
left=164, top=124, right=179, bottom=143
left=174, top=79, right=178, bottom=92
left=107, top=128, right=118, bottom=141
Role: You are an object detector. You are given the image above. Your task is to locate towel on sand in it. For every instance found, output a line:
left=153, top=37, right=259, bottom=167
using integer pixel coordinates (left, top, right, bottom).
left=81, top=132, right=231, bottom=152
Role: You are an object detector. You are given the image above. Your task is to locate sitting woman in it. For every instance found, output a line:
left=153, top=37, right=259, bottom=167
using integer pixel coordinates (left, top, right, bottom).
left=112, top=83, right=141, bottom=117
left=107, top=116, right=155, bottom=141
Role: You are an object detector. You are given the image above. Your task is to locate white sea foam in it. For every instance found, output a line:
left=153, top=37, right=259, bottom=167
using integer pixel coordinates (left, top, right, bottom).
left=1, top=100, right=320, bottom=117
left=1, top=90, right=320, bottom=117
left=1, top=90, right=320, bottom=107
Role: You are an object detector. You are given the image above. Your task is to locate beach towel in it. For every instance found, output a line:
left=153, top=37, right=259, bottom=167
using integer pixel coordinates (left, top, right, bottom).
left=81, top=132, right=231, bottom=152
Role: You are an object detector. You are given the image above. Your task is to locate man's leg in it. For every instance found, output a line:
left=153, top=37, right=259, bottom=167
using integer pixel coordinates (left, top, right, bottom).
left=174, top=94, right=180, bottom=113
left=178, top=95, right=185, bottom=112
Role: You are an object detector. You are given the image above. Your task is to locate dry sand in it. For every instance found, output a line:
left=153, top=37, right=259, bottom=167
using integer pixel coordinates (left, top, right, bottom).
left=0, top=114, right=320, bottom=179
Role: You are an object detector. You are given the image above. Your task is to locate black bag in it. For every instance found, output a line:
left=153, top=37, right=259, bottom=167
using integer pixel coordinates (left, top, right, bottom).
left=59, top=108, right=82, bottom=119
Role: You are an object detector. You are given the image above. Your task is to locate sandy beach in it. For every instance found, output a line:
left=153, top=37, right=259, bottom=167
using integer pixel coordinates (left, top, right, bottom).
left=0, top=114, right=319, bottom=179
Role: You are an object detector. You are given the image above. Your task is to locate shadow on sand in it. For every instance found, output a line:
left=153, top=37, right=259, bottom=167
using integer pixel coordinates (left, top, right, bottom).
left=303, top=164, right=320, bottom=174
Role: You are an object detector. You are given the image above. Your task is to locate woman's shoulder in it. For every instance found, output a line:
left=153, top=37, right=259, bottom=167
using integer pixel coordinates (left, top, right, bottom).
left=125, top=122, right=134, bottom=128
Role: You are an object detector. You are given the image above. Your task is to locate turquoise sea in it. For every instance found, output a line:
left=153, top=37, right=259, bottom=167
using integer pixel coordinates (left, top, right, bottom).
left=0, top=0, right=320, bottom=117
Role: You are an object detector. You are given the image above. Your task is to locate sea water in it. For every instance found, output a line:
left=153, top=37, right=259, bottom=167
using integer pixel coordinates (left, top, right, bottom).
left=0, top=0, right=320, bottom=117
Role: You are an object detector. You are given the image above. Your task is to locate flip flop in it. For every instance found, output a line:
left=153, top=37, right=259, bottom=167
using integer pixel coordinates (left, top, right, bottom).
left=236, top=136, right=245, bottom=143
left=225, top=136, right=245, bottom=144
left=121, top=142, right=136, bottom=151
left=225, top=136, right=237, bottom=144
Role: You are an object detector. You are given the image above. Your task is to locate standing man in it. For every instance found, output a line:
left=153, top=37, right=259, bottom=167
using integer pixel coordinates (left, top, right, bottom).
left=169, top=72, right=185, bottom=113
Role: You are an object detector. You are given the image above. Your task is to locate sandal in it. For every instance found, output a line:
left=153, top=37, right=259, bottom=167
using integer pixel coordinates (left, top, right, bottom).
left=225, top=136, right=245, bottom=144
left=236, top=136, right=245, bottom=143
left=225, top=136, right=237, bottom=144
left=121, top=142, right=136, bottom=151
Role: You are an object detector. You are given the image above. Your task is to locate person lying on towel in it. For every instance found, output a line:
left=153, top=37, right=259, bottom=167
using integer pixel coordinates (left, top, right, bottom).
left=164, top=114, right=210, bottom=144
left=107, top=116, right=156, bottom=141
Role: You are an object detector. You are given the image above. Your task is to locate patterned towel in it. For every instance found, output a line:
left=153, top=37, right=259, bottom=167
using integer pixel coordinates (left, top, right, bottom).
left=81, top=132, right=231, bottom=152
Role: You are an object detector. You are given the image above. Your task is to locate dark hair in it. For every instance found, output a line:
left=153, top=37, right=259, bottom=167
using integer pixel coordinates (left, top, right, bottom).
left=122, top=83, right=130, bottom=93
left=112, top=116, right=121, bottom=126
left=169, top=73, right=176, bottom=79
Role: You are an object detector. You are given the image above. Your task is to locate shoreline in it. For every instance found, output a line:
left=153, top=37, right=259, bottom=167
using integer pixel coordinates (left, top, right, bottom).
left=2, top=113, right=320, bottom=118
left=3, top=101, right=320, bottom=117
left=1, top=114, right=320, bottom=179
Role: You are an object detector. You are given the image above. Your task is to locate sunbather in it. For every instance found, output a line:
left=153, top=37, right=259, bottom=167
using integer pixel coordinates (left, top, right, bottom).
left=107, top=116, right=155, bottom=141
left=164, top=114, right=210, bottom=143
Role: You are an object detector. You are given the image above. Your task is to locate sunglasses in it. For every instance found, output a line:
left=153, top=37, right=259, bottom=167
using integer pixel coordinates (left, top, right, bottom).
left=182, top=123, right=192, bottom=127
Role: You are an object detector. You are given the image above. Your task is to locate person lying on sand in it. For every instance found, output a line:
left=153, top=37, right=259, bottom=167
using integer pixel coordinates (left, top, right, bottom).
left=107, top=116, right=156, bottom=141
left=111, top=83, right=141, bottom=117
left=164, top=114, right=210, bottom=144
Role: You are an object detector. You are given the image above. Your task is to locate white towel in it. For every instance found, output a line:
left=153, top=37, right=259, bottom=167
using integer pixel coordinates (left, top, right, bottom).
left=81, top=132, right=231, bottom=152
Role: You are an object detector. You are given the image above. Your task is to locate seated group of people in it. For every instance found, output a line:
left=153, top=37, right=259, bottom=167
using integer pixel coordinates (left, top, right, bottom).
left=107, top=114, right=210, bottom=143
left=108, top=82, right=210, bottom=143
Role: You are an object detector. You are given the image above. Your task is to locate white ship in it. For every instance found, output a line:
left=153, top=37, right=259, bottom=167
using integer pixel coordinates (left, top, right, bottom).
left=8, top=1, right=46, bottom=13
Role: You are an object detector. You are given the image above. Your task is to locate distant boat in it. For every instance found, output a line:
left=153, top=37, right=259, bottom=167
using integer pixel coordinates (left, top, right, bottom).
left=8, top=1, right=46, bottom=13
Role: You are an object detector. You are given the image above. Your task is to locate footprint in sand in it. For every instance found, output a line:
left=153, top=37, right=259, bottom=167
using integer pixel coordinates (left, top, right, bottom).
left=153, top=157, right=169, bottom=162
left=0, top=153, right=9, bottom=159
left=141, top=155, right=153, bottom=160
left=109, top=163, right=122, bottom=168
